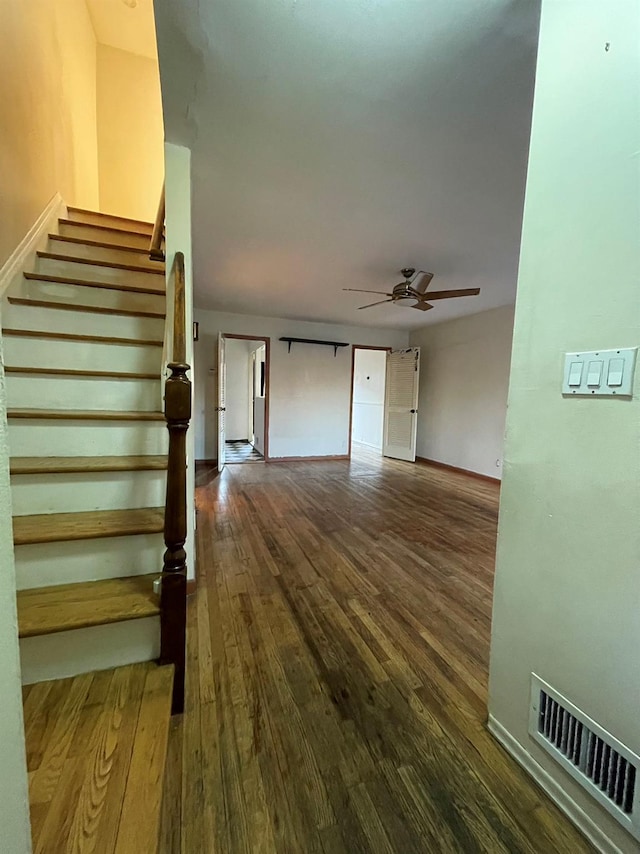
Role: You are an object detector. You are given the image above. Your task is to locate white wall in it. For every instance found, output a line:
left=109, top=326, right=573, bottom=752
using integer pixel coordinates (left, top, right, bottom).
left=489, top=4, right=640, bottom=852
left=409, top=306, right=514, bottom=479
left=225, top=339, right=251, bottom=440
left=0, top=349, right=31, bottom=851
left=194, top=310, right=408, bottom=460
left=351, top=349, right=386, bottom=450
left=0, top=0, right=99, bottom=269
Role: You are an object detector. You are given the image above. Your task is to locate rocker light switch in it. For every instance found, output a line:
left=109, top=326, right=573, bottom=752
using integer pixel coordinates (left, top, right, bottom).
left=568, top=362, right=583, bottom=386
left=607, top=358, right=624, bottom=387
left=563, top=348, right=637, bottom=397
left=587, top=361, right=603, bottom=387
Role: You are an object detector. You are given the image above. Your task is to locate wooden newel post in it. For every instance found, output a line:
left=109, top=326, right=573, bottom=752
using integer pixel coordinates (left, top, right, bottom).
left=161, top=360, right=191, bottom=714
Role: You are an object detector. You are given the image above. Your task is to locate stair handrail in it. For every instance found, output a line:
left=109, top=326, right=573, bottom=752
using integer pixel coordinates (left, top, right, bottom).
left=149, top=182, right=166, bottom=261
left=161, top=250, right=189, bottom=714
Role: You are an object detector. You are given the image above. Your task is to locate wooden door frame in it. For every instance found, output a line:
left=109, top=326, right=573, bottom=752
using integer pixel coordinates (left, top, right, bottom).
left=348, top=345, right=392, bottom=460
left=222, top=333, right=271, bottom=461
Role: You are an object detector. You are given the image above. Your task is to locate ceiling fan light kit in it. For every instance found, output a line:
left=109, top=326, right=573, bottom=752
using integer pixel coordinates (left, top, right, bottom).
left=343, top=267, right=480, bottom=311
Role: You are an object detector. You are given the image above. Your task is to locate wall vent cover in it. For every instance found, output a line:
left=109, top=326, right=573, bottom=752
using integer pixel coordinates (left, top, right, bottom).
left=529, top=674, right=640, bottom=841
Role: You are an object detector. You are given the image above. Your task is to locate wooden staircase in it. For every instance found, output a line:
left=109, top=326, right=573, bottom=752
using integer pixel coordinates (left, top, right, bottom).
left=3, top=205, right=177, bottom=852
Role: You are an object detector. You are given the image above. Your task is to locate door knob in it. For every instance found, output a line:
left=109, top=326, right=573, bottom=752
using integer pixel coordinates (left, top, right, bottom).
left=410, top=409, right=417, bottom=413
left=215, top=407, right=226, bottom=412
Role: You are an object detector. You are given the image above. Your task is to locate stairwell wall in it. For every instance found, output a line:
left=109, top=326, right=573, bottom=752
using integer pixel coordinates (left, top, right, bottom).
left=96, top=45, right=165, bottom=222
left=0, top=349, right=32, bottom=852
left=0, top=0, right=100, bottom=270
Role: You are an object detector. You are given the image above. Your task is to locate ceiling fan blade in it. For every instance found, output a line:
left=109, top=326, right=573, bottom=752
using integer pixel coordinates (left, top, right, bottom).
left=413, top=271, right=435, bottom=294
left=425, top=288, right=481, bottom=300
left=358, top=299, right=394, bottom=310
left=343, top=289, right=391, bottom=295
left=412, top=301, right=433, bottom=311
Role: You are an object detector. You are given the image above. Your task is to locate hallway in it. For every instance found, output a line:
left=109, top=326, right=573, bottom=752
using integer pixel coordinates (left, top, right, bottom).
left=162, top=453, right=593, bottom=853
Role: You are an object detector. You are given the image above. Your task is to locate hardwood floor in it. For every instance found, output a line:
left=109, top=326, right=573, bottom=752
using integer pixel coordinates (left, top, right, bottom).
left=162, top=448, right=594, bottom=853
left=24, top=662, right=174, bottom=853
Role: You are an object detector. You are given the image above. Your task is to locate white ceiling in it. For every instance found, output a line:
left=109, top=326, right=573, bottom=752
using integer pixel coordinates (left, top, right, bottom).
left=85, top=0, right=158, bottom=60
left=154, top=0, right=540, bottom=329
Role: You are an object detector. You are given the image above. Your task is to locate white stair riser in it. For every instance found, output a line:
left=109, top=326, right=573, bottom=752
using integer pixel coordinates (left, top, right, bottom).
left=8, top=420, right=168, bottom=456
left=35, top=256, right=165, bottom=290
left=47, top=238, right=164, bottom=270
left=15, top=533, right=164, bottom=588
left=20, top=617, right=160, bottom=684
left=12, top=469, right=166, bottom=516
left=6, top=374, right=160, bottom=411
left=67, top=210, right=154, bottom=235
left=59, top=222, right=153, bottom=249
left=21, top=278, right=165, bottom=314
left=2, top=300, right=165, bottom=340
left=4, top=337, right=162, bottom=373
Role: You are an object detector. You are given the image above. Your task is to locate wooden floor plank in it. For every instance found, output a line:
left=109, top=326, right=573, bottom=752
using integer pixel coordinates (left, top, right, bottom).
left=26, top=663, right=173, bottom=854
left=161, top=446, right=595, bottom=853
left=114, top=665, right=175, bottom=853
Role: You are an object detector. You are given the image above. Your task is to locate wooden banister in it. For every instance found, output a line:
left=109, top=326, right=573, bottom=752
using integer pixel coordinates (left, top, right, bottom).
left=149, top=183, right=165, bottom=261
left=160, top=250, right=189, bottom=714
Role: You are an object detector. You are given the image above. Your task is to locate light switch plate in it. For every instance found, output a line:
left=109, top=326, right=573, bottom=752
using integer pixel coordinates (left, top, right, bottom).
left=563, top=348, right=637, bottom=397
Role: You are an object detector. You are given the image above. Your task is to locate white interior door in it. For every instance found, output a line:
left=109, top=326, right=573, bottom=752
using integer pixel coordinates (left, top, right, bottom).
left=217, top=333, right=226, bottom=472
left=383, top=347, right=420, bottom=462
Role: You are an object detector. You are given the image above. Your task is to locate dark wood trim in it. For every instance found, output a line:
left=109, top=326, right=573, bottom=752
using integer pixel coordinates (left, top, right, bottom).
left=267, top=454, right=349, bottom=463
left=186, top=578, right=197, bottom=596
left=348, top=345, right=392, bottom=460
left=415, top=455, right=501, bottom=485
left=149, top=183, right=166, bottom=261
left=196, top=458, right=218, bottom=466
left=222, top=334, right=271, bottom=462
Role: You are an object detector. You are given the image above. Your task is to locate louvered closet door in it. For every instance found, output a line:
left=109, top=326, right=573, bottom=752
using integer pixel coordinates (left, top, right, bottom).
left=383, top=348, right=420, bottom=462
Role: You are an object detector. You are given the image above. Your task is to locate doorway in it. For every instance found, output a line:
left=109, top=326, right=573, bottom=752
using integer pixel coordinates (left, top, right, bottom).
left=218, top=334, right=270, bottom=469
left=349, top=346, right=389, bottom=458
left=349, top=345, right=421, bottom=462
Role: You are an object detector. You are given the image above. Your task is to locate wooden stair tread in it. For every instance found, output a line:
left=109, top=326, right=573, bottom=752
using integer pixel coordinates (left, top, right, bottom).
left=5, top=366, right=159, bottom=380
left=11, top=455, right=168, bottom=474
left=8, top=408, right=164, bottom=421
left=59, top=218, right=157, bottom=239
left=24, top=661, right=172, bottom=852
left=17, top=574, right=160, bottom=636
left=67, top=206, right=155, bottom=229
left=49, top=233, right=164, bottom=258
left=37, top=251, right=164, bottom=276
left=8, top=296, right=165, bottom=319
left=24, top=271, right=165, bottom=296
left=13, top=506, right=164, bottom=545
left=2, top=327, right=163, bottom=346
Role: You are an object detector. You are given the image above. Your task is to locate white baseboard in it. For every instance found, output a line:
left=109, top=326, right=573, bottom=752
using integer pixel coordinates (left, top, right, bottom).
left=488, top=714, right=624, bottom=854
left=0, top=192, right=66, bottom=297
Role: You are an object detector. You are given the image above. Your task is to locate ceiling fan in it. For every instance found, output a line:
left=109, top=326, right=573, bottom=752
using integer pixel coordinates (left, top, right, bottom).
left=343, top=268, right=480, bottom=311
